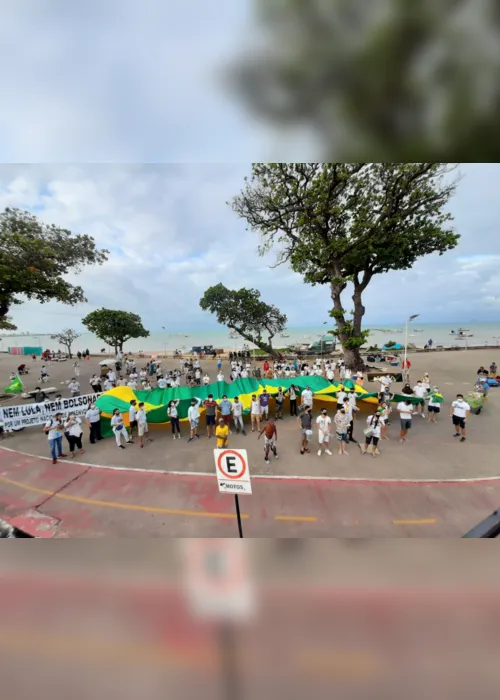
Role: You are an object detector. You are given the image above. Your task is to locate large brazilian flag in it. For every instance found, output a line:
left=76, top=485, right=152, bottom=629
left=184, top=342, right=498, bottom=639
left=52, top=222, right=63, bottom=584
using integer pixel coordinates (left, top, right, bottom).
left=94, top=376, right=380, bottom=436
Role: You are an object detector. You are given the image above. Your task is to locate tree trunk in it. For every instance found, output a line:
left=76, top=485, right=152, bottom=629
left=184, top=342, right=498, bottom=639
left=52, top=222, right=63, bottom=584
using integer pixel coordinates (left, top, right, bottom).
left=330, top=280, right=365, bottom=370
left=232, top=326, right=279, bottom=358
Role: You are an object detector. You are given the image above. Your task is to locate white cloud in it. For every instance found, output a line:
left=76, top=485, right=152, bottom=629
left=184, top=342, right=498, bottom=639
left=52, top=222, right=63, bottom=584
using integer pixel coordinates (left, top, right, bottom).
left=1, top=162, right=500, bottom=332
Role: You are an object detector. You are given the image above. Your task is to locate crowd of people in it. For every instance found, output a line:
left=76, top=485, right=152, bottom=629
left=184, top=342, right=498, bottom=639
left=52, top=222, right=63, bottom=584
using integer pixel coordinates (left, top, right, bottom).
left=33, top=350, right=487, bottom=465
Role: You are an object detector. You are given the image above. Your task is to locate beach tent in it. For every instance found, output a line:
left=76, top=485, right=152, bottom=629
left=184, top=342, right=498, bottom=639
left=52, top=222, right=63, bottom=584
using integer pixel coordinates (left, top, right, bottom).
left=381, top=343, right=403, bottom=351
left=95, top=376, right=379, bottom=437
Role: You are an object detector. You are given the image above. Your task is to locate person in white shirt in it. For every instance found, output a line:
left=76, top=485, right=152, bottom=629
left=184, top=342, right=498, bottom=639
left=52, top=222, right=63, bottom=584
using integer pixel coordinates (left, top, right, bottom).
left=117, top=376, right=126, bottom=387
left=187, top=397, right=202, bottom=442
left=73, top=360, right=80, bottom=377
left=301, top=386, right=313, bottom=411
left=232, top=396, right=246, bottom=435
left=450, top=394, right=470, bottom=442
left=250, top=394, right=261, bottom=432
left=412, top=380, right=427, bottom=418
left=129, top=371, right=138, bottom=381
left=128, top=400, right=138, bottom=441
left=157, top=376, right=167, bottom=389
left=379, top=375, right=392, bottom=394
left=110, top=409, right=131, bottom=449
left=361, top=411, right=381, bottom=457
left=344, top=367, right=352, bottom=379
left=64, top=413, right=85, bottom=457
left=397, top=399, right=413, bottom=443
left=107, top=369, right=116, bottom=385
left=68, top=378, right=81, bottom=397
left=167, top=399, right=181, bottom=439
left=137, top=402, right=151, bottom=447
left=378, top=401, right=391, bottom=440
left=422, top=373, right=430, bottom=391
left=217, top=371, right=225, bottom=382
left=326, top=367, right=335, bottom=382
left=288, top=385, right=298, bottom=416
left=127, top=378, right=137, bottom=390
left=85, top=403, right=102, bottom=443
left=103, top=378, right=112, bottom=392
left=90, top=374, right=102, bottom=393
left=43, top=413, right=66, bottom=463
left=336, top=388, right=347, bottom=410
left=241, top=369, right=248, bottom=379
left=156, top=365, right=163, bottom=379
left=203, top=373, right=210, bottom=386
left=316, top=409, right=333, bottom=456
left=194, top=359, right=201, bottom=370
left=339, top=364, right=346, bottom=381
left=194, top=368, right=202, bottom=386
left=139, top=369, right=147, bottom=380
left=356, top=370, right=364, bottom=386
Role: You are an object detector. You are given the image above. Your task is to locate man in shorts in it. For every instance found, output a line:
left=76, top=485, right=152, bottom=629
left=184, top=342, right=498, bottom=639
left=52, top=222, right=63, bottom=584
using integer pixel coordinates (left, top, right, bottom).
left=316, top=409, right=333, bottom=456
left=334, top=407, right=349, bottom=455
left=298, top=405, right=313, bottom=454
left=412, top=380, right=427, bottom=418
left=136, top=402, right=151, bottom=448
left=259, top=390, right=270, bottom=419
left=450, top=394, right=470, bottom=442
left=427, top=390, right=441, bottom=423
left=250, top=394, right=261, bottom=432
left=258, top=419, right=278, bottom=464
left=397, top=399, right=413, bottom=443
left=204, top=394, right=218, bottom=438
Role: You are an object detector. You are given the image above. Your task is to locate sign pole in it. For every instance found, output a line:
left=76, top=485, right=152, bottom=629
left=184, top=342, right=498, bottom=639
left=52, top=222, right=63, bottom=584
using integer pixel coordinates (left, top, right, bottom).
left=234, top=494, right=243, bottom=538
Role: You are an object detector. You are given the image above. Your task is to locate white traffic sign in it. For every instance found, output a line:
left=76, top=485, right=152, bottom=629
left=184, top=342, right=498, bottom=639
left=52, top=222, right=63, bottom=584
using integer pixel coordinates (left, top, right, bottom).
left=214, top=448, right=252, bottom=495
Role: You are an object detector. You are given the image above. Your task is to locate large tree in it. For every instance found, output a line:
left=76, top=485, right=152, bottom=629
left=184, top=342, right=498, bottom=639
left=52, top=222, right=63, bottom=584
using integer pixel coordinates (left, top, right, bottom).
left=232, top=163, right=459, bottom=368
left=232, top=0, right=500, bottom=160
left=50, top=328, right=80, bottom=358
left=0, top=208, right=108, bottom=330
left=82, top=309, right=149, bottom=353
left=200, top=283, right=287, bottom=358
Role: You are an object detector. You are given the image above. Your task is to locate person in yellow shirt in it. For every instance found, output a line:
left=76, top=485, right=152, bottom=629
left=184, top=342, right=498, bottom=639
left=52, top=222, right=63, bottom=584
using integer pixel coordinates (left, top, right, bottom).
left=215, top=417, right=229, bottom=449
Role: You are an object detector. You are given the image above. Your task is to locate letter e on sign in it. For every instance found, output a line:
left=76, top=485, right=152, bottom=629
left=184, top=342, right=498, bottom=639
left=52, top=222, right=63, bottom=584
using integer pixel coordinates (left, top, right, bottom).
left=214, top=449, right=252, bottom=495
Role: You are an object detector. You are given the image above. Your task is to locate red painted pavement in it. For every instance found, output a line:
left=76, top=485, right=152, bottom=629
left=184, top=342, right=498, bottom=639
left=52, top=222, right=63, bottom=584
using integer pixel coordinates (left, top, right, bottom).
left=1, top=447, right=499, bottom=537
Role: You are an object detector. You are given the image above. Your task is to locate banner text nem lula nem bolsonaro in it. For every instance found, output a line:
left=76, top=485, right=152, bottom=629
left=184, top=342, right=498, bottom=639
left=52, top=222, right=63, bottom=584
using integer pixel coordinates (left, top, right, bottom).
left=0, top=393, right=102, bottom=430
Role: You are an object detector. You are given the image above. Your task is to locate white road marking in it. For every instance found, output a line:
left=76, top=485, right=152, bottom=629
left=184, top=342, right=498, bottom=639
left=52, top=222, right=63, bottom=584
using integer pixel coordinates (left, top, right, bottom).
left=2, top=445, right=500, bottom=484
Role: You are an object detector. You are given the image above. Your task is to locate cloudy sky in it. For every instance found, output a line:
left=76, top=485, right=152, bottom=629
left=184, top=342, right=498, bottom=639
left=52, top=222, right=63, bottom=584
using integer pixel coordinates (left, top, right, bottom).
left=1, top=162, right=499, bottom=333
left=0, top=2, right=499, bottom=333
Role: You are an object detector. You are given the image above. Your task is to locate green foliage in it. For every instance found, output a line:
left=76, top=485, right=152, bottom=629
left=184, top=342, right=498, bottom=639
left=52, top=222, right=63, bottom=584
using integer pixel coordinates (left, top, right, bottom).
left=233, top=0, right=500, bottom=161
left=232, top=162, right=458, bottom=366
left=82, top=309, right=149, bottom=351
left=384, top=340, right=397, bottom=349
left=50, top=328, right=80, bottom=358
left=0, top=208, right=108, bottom=329
left=200, top=283, right=287, bottom=355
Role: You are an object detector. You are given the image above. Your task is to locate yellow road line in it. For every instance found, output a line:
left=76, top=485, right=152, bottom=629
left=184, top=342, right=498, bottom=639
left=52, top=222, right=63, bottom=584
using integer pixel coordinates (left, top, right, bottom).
left=275, top=515, right=317, bottom=522
left=393, top=518, right=437, bottom=525
left=0, top=474, right=248, bottom=520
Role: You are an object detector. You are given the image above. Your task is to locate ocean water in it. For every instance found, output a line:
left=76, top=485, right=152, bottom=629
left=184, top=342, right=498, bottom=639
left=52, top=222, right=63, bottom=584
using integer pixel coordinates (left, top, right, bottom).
left=1, top=323, right=500, bottom=354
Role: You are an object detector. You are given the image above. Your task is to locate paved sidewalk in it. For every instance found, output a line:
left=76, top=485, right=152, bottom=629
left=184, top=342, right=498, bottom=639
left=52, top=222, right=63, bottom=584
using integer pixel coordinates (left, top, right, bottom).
left=1, top=448, right=498, bottom=537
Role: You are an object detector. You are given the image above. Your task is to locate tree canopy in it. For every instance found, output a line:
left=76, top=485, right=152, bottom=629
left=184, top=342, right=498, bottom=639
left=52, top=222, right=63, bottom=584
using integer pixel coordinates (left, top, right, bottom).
left=50, top=329, right=80, bottom=358
left=0, top=208, right=108, bottom=330
left=232, top=162, right=459, bottom=367
left=81, top=309, right=149, bottom=352
left=200, top=283, right=287, bottom=357
left=232, top=0, right=500, bottom=161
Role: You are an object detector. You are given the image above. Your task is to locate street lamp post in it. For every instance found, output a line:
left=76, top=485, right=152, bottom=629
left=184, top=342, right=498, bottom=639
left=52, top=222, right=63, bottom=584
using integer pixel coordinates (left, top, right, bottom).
left=404, top=314, right=420, bottom=373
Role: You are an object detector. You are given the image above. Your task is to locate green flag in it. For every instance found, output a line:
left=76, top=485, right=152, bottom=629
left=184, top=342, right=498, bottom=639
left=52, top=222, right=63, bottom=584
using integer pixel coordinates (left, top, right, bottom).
left=4, top=375, right=23, bottom=393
